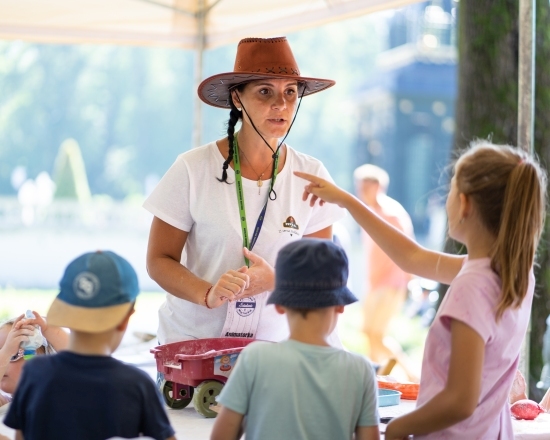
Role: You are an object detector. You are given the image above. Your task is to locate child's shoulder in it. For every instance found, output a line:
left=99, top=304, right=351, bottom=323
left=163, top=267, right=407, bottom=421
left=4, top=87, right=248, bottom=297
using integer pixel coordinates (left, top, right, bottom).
left=241, top=340, right=276, bottom=356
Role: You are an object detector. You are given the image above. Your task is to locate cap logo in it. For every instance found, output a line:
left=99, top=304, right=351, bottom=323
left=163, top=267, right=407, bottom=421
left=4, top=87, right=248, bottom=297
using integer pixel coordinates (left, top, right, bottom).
left=73, top=272, right=100, bottom=300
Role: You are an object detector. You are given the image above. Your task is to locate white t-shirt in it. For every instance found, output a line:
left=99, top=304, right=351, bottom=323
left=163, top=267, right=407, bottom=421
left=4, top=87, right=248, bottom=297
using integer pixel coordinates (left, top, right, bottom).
left=143, top=142, right=346, bottom=343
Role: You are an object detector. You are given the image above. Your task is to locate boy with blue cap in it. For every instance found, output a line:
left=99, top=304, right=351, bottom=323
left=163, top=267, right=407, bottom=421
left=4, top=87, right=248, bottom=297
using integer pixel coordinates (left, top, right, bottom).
left=4, top=251, right=176, bottom=440
left=211, top=239, right=380, bottom=440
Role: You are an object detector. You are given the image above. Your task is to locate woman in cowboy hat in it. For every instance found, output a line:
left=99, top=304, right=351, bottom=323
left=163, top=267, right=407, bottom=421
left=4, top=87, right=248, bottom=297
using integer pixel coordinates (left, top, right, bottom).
left=143, top=37, right=345, bottom=345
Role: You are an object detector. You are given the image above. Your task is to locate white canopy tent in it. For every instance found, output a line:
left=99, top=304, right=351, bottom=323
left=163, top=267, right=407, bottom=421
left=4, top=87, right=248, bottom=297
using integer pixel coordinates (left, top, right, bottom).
left=0, top=0, right=420, bottom=49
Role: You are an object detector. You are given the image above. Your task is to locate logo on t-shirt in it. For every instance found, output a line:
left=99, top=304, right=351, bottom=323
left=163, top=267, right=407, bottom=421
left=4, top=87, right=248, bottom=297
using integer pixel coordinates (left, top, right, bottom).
left=235, top=297, right=256, bottom=317
left=283, top=216, right=299, bottom=230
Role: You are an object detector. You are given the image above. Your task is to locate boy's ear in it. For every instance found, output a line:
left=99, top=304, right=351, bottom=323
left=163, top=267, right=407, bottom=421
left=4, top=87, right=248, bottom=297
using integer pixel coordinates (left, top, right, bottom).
left=335, top=305, right=345, bottom=314
left=274, top=304, right=286, bottom=315
left=115, top=307, right=135, bottom=332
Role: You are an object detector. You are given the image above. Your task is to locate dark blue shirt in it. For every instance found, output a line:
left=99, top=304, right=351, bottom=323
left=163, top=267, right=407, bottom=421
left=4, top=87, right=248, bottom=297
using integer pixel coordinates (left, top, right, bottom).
left=4, top=351, right=175, bottom=440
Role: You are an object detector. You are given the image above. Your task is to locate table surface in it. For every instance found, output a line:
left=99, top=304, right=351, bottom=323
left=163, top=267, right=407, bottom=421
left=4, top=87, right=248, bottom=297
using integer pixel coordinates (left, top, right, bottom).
left=378, top=399, right=550, bottom=440
left=3, top=397, right=550, bottom=439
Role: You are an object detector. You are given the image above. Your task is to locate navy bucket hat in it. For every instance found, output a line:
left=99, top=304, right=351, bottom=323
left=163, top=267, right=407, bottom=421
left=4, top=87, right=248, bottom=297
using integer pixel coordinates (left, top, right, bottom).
left=267, top=238, right=358, bottom=308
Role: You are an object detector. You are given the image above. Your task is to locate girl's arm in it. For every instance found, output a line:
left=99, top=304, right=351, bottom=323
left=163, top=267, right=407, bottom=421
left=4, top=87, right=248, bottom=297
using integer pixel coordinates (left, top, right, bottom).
left=384, top=319, right=484, bottom=439
left=294, top=172, right=464, bottom=285
left=210, top=406, right=244, bottom=440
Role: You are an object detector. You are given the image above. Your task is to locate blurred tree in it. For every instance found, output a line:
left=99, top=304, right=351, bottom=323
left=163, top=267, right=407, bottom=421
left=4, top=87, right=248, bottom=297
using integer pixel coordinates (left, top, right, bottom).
left=439, top=0, right=550, bottom=399
left=52, top=138, right=91, bottom=201
left=0, top=43, right=193, bottom=198
left=0, top=19, right=380, bottom=199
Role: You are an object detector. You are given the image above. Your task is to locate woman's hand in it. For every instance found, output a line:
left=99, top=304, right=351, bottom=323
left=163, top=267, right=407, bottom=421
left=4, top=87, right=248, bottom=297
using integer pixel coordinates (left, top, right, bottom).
left=294, top=171, right=352, bottom=208
left=207, top=268, right=250, bottom=308
left=238, top=248, right=275, bottom=297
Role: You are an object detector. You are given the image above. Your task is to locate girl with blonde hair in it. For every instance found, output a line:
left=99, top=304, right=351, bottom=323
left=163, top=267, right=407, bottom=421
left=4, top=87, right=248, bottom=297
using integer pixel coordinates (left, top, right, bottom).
left=295, top=140, right=547, bottom=439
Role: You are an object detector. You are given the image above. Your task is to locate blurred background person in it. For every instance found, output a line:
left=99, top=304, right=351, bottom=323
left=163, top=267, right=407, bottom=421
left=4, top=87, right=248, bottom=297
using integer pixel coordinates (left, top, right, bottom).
left=354, top=164, right=418, bottom=381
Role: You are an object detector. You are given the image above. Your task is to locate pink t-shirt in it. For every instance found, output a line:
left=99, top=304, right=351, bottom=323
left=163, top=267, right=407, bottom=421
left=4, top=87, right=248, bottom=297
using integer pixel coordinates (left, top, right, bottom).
left=416, top=257, right=534, bottom=439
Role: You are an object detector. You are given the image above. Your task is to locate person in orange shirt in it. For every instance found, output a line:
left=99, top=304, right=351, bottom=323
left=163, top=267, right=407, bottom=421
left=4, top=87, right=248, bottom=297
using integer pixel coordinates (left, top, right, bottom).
left=354, top=164, right=417, bottom=380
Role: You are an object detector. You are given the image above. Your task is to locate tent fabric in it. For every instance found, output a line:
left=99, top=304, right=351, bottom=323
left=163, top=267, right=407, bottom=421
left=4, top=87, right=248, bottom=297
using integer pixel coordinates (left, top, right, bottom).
left=0, top=0, right=421, bottom=49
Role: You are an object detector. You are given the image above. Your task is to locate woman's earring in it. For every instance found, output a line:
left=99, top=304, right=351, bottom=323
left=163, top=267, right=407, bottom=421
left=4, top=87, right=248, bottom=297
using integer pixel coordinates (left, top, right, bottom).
left=236, top=107, right=242, bottom=111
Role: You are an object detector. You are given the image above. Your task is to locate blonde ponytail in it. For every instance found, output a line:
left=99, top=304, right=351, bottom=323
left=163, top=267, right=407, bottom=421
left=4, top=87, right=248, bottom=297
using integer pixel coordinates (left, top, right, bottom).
left=455, top=141, right=547, bottom=320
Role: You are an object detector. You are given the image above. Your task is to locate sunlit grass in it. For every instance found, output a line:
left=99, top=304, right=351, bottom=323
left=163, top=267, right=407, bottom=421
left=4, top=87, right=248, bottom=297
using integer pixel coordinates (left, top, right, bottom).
left=0, top=288, right=165, bottom=327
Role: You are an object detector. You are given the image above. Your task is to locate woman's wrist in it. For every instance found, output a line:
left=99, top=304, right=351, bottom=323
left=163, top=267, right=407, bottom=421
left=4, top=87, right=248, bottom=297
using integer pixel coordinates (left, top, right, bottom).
left=204, top=285, right=214, bottom=309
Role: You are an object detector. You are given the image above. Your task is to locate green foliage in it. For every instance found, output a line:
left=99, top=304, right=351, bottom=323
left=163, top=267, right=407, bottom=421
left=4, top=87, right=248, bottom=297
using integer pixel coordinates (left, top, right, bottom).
left=0, top=42, right=194, bottom=198
left=455, top=0, right=519, bottom=149
left=450, top=0, right=550, bottom=399
left=0, top=17, right=382, bottom=199
left=531, top=0, right=550, bottom=400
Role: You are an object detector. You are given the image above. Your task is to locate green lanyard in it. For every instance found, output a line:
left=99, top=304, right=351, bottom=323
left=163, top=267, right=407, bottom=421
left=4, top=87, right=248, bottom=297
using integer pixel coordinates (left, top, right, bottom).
left=233, top=135, right=280, bottom=266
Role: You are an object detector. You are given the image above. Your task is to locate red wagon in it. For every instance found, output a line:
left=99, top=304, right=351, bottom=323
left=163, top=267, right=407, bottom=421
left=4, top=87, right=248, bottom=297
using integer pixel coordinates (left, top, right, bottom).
left=151, top=337, right=258, bottom=418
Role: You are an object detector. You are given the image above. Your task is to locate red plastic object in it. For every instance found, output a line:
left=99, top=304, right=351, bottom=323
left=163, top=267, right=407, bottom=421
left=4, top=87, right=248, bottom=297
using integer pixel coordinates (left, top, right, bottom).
left=151, top=337, right=257, bottom=388
left=377, top=379, right=420, bottom=400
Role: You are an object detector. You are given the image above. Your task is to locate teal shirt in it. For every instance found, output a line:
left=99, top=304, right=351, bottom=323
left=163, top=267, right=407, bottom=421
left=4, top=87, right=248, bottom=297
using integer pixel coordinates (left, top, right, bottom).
left=218, top=340, right=379, bottom=440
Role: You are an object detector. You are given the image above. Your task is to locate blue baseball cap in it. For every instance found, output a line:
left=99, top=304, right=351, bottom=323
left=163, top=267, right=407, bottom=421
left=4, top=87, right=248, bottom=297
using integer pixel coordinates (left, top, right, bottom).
left=47, top=251, right=139, bottom=333
left=267, top=238, right=358, bottom=308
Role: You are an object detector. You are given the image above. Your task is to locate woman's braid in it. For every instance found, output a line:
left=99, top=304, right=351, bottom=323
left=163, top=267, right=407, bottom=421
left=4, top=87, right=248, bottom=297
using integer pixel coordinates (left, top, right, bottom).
left=218, top=102, right=242, bottom=183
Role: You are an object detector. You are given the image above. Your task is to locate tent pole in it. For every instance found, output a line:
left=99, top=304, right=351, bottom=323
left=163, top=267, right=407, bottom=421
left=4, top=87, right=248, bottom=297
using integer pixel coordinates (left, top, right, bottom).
left=517, top=0, right=536, bottom=393
left=193, top=0, right=206, bottom=148
left=518, top=0, right=535, bottom=153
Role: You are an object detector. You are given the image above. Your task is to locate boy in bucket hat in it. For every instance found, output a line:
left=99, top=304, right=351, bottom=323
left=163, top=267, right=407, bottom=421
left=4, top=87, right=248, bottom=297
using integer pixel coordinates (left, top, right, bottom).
left=4, top=251, right=176, bottom=440
left=211, top=239, right=380, bottom=440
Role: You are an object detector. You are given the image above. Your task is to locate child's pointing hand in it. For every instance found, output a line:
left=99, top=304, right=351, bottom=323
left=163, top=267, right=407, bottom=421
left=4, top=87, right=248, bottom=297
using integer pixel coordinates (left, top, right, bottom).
left=294, top=171, right=351, bottom=208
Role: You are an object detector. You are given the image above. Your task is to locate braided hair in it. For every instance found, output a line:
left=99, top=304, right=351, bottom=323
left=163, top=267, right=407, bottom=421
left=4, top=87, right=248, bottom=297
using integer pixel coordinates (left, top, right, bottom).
left=218, top=86, right=245, bottom=183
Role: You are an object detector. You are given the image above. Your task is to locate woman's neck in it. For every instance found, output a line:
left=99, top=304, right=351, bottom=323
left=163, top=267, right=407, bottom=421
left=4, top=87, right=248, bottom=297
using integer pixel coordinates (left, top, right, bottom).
left=236, top=127, right=279, bottom=163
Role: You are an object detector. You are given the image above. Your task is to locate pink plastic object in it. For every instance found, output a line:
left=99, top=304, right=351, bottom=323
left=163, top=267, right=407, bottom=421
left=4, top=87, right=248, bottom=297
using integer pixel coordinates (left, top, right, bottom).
left=151, top=337, right=257, bottom=388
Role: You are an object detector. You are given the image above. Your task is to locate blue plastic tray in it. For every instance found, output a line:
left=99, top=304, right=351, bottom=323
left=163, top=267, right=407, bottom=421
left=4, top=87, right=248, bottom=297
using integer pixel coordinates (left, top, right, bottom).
left=378, top=388, right=402, bottom=407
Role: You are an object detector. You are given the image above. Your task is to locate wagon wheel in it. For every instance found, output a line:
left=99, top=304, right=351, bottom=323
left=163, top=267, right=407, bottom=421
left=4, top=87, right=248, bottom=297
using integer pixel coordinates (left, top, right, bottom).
left=192, top=380, right=224, bottom=418
left=161, top=380, right=193, bottom=409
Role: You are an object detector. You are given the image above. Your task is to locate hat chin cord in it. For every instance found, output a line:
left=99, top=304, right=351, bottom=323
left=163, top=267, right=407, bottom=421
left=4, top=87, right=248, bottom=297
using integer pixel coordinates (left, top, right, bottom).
left=235, top=86, right=306, bottom=201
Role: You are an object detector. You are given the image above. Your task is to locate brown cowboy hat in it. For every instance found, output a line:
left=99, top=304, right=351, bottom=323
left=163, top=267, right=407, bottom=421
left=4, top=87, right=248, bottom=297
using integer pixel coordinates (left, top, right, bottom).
left=198, top=37, right=336, bottom=109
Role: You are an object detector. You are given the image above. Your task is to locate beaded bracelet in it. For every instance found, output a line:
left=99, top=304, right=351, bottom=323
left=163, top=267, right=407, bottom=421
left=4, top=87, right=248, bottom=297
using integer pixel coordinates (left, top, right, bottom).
left=204, top=286, right=213, bottom=309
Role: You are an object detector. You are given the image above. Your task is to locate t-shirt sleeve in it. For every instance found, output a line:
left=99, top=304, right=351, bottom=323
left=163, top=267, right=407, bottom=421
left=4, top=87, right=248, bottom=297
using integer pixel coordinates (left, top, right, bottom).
left=302, top=161, right=346, bottom=235
left=143, top=154, right=193, bottom=231
left=216, top=348, right=253, bottom=415
left=439, top=273, right=497, bottom=344
left=358, top=360, right=379, bottom=427
left=139, top=376, right=176, bottom=440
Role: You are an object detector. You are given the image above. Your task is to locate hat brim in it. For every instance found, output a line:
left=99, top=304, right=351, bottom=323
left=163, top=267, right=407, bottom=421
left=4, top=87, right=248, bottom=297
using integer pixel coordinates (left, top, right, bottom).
left=198, top=72, right=336, bottom=109
left=266, top=286, right=358, bottom=309
left=47, top=298, right=133, bottom=333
